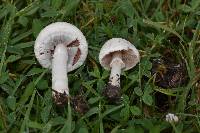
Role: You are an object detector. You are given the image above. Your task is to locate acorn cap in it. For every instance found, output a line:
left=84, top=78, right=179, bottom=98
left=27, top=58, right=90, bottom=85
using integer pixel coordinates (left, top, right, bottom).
left=99, top=38, right=140, bottom=70
left=34, top=22, right=88, bottom=72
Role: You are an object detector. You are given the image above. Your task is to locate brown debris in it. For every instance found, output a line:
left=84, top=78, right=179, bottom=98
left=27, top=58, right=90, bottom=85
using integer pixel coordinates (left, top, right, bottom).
left=103, top=83, right=121, bottom=103
left=110, top=16, right=117, bottom=23
left=184, top=27, right=194, bottom=39
left=151, top=58, right=188, bottom=88
left=162, top=0, right=169, bottom=12
left=52, top=90, right=89, bottom=114
left=52, top=90, right=68, bottom=107
left=167, top=34, right=180, bottom=44
left=71, top=95, right=89, bottom=115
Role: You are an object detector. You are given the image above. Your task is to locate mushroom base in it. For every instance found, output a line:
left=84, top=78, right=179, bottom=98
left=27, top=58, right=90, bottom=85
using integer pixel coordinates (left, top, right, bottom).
left=53, top=90, right=69, bottom=107
left=71, top=95, right=89, bottom=115
left=52, top=90, right=89, bottom=114
left=103, top=83, right=121, bottom=103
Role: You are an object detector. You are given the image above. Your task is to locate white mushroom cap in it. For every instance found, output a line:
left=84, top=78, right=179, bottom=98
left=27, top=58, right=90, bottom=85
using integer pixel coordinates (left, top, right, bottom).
left=34, top=22, right=88, bottom=72
left=166, top=113, right=179, bottom=123
left=99, top=38, right=140, bottom=70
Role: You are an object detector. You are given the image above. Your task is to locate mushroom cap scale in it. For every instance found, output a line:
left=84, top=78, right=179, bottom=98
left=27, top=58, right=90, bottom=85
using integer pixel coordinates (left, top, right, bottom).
left=99, top=38, right=140, bottom=70
left=34, top=22, right=88, bottom=72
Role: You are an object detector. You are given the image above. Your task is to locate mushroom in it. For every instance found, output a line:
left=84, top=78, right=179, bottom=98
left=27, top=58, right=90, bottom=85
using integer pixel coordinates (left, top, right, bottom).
left=99, top=38, right=140, bottom=102
left=34, top=22, right=88, bottom=106
left=165, top=113, right=179, bottom=123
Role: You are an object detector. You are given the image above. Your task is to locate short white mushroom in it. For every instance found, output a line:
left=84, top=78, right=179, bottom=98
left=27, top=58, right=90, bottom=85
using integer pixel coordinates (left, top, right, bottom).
left=99, top=38, right=140, bottom=101
left=34, top=22, right=88, bottom=106
left=166, top=113, right=179, bottom=123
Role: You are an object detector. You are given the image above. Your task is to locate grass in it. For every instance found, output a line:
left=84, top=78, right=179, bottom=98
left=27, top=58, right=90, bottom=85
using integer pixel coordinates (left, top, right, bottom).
left=0, top=0, right=200, bottom=132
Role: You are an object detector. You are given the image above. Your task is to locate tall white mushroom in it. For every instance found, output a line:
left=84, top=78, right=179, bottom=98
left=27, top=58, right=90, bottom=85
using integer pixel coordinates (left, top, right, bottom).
left=99, top=38, right=140, bottom=102
left=34, top=22, right=88, bottom=106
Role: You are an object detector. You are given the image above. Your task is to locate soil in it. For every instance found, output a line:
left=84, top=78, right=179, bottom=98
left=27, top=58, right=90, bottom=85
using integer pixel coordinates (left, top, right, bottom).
left=151, top=52, right=189, bottom=112
left=52, top=90, right=89, bottom=114
left=71, top=95, right=89, bottom=115
left=52, top=90, right=68, bottom=107
left=151, top=58, right=188, bottom=88
left=103, top=83, right=121, bottom=103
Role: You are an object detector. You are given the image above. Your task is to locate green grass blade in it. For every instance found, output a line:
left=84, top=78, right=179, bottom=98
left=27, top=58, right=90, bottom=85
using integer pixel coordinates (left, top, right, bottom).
left=19, top=90, right=36, bottom=133
left=0, top=9, right=15, bottom=76
left=143, top=19, right=184, bottom=42
left=59, top=99, right=72, bottom=133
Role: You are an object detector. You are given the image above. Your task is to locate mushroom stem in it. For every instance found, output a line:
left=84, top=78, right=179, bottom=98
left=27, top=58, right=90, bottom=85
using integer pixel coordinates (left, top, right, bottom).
left=109, top=52, right=125, bottom=87
left=52, top=43, right=69, bottom=96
